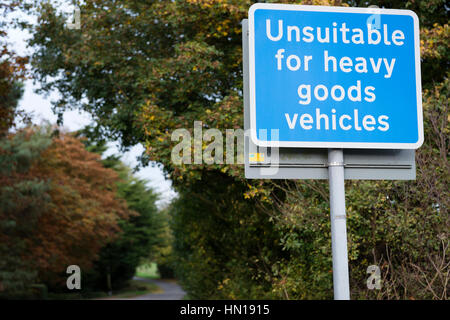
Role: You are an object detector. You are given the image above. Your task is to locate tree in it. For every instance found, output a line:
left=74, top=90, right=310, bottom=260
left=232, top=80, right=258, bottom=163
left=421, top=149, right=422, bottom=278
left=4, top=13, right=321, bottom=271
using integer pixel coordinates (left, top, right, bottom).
left=74, top=132, right=165, bottom=292
left=0, top=127, right=134, bottom=296
left=170, top=171, right=284, bottom=299
left=152, top=206, right=176, bottom=279
left=0, top=1, right=29, bottom=137
left=0, top=128, right=52, bottom=297
left=87, top=162, right=164, bottom=291
left=28, top=132, right=133, bottom=289
left=0, top=2, right=42, bottom=296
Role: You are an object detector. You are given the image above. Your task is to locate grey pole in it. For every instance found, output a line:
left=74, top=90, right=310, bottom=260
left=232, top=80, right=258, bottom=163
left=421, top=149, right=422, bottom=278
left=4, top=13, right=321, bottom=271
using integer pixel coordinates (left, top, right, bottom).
left=328, top=149, right=350, bottom=300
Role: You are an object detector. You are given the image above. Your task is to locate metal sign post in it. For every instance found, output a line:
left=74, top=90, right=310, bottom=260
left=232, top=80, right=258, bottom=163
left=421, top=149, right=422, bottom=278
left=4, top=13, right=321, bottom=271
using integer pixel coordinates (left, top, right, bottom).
left=328, top=149, right=350, bottom=299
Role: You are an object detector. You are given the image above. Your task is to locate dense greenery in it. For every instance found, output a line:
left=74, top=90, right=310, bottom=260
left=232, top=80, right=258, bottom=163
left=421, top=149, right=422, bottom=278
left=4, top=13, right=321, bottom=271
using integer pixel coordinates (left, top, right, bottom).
left=16, top=0, right=450, bottom=299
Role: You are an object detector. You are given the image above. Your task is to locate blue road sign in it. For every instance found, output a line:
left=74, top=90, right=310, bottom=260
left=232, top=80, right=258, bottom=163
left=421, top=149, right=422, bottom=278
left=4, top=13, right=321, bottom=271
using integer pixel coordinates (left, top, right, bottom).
left=248, top=4, right=423, bottom=149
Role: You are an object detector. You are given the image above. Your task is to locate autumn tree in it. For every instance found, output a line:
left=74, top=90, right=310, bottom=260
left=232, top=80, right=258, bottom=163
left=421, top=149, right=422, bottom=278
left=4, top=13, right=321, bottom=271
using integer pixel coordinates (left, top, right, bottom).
left=78, top=137, right=164, bottom=292
left=28, top=132, right=133, bottom=289
left=0, top=126, right=134, bottom=297
left=0, top=1, right=29, bottom=136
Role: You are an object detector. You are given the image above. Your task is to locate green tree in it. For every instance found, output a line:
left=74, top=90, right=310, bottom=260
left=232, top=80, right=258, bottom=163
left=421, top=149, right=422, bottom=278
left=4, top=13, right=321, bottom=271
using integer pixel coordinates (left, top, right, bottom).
left=90, top=167, right=164, bottom=292
left=170, top=172, right=284, bottom=299
left=0, top=129, right=52, bottom=297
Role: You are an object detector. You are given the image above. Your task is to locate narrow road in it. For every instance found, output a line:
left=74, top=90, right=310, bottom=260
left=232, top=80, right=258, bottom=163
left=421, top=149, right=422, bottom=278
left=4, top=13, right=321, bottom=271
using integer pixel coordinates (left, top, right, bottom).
left=130, top=277, right=186, bottom=300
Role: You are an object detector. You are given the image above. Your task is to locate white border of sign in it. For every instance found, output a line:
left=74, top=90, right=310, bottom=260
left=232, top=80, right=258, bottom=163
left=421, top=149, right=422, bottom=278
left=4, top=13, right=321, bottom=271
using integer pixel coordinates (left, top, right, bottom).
left=248, top=3, right=423, bottom=149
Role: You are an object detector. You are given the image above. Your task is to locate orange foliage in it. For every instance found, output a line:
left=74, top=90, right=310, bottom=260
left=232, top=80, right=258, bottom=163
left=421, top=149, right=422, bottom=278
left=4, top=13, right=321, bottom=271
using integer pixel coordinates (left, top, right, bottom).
left=26, top=133, right=132, bottom=285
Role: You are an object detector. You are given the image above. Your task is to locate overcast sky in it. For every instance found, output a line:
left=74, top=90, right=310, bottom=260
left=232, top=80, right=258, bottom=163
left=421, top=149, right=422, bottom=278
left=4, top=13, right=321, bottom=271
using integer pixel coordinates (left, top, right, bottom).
left=6, top=4, right=176, bottom=208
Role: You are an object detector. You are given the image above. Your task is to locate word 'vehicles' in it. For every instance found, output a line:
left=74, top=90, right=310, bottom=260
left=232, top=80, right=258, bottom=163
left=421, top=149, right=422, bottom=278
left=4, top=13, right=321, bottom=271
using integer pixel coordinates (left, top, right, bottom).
left=285, top=108, right=389, bottom=132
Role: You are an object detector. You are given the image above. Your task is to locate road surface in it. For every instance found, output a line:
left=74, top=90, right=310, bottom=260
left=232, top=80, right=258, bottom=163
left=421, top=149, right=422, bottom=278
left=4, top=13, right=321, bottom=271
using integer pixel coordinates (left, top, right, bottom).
left=130, top=277, right=186, bottom=300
